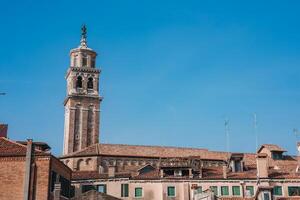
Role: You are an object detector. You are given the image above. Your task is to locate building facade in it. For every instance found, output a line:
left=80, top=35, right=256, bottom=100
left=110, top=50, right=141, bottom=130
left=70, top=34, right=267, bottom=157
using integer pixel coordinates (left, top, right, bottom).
left=59, top=26, right=300, bottom=200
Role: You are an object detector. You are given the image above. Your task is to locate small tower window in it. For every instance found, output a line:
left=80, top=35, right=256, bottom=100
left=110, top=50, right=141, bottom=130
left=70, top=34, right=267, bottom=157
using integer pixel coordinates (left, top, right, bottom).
left=91, top=58, right=96, bottom=68
left=87, top=77, right=93, bottom=89
left=82, top=57, right=87, bottom=67
left=76, top=76, right=83, bottom=88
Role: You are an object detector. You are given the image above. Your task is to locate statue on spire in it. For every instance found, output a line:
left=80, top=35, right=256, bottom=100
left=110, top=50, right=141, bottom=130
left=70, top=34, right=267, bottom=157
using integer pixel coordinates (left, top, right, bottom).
left=80, top=24, right=88, bottom=48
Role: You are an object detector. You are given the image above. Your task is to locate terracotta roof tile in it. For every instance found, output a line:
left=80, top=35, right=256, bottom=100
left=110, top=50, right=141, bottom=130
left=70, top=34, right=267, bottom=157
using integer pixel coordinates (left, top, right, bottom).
left=0, top=137, right=48, bottom=156
left=258, top=144, right=286, bottom=153
left=72, top=171, right=131, bottom=180
left=62, top=143, right=228, bottom=160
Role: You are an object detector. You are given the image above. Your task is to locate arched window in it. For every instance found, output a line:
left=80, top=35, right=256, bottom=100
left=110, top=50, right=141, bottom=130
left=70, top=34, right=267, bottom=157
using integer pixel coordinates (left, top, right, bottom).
left=76, top=76, right=83, bottom=88
left=87, top=77, right=93, bottom=89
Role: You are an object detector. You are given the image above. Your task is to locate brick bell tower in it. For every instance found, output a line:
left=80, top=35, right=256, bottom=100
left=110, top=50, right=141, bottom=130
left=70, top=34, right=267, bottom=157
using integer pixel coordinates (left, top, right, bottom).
left=63, top=25, right=102, bottom=155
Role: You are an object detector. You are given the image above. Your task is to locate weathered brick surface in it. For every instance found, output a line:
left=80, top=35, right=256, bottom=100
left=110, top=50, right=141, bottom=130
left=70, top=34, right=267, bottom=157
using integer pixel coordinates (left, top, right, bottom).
left=0, top=158, right=26, bottom=200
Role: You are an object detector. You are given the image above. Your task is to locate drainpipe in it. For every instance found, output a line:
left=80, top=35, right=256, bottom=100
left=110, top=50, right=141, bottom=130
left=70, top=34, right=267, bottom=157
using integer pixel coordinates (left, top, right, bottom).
left=23, top=139, right=33, bottom=200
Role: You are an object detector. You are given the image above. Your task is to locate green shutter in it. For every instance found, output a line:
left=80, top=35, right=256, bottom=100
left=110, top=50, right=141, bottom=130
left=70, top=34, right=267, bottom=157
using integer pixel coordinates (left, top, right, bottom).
left=221, top=186, right=229, bottom=196
left=135, top=187, right=143, bottom=197
left=273, top=186, right=282, bottom=196
left=246, top=186, right=254, bottom=196
left=232, top=186, right=240, bottom=196
left=167, top=186, right=176, bottom=197
left=210, top=186, right=218, bottom=196
left=121, top=184, right=129, bottom=197
left=288, top=187, right=300, bottom=196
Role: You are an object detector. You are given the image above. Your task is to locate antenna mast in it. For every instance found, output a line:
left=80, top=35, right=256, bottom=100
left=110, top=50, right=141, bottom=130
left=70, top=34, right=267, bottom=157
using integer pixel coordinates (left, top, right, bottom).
left=294, top=129, right=300, bottom=173
left=225, top=118, right=230, bottom=159
left=254, top=113, right=258, bottom=151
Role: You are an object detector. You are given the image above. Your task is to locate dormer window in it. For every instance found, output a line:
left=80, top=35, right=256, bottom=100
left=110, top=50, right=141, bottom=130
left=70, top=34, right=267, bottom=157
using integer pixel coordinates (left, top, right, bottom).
left=229, top=153, right=244, bottom=172
left=87, top=77, right=93, bottom=89
left=257, top=144, right=286, bottom=160
left=76, top=76, right=83, bottom=88
left=272, top=152, right=283, bottom=160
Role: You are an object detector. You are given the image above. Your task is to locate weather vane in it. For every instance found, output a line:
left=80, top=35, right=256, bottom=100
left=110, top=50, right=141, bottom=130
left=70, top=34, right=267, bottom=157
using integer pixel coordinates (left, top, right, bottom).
left=80, top=24, right=88, bottom=47
left=81, top=24, right=87, bottom=40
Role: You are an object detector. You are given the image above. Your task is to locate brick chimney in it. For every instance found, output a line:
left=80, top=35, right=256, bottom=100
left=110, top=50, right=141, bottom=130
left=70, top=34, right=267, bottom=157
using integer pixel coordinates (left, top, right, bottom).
left=223, top=165, right=228, bottom=179
left=256, top=153, right=269, bottom=178
left=0, top=124, right=8, bottom=138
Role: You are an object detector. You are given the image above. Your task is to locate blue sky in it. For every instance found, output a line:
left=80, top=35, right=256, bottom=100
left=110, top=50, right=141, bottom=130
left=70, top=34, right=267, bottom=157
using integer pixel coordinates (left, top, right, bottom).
left=1, top=0, right=300, bottom=155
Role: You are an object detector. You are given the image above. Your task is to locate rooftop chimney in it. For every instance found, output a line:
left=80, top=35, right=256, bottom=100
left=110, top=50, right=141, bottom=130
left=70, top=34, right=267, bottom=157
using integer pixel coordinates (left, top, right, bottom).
left=223, top=165, right=228, bottom=179
left=0, top=124, right=8, bottom=138
left=256, top=153, right=269, bottom=178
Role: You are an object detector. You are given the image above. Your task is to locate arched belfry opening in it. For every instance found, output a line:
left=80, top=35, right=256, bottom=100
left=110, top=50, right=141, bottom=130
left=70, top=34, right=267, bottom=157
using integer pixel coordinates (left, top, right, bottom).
left=87, top=77, right=93, bottom=89
left=76, top=76, right=83, bottom=88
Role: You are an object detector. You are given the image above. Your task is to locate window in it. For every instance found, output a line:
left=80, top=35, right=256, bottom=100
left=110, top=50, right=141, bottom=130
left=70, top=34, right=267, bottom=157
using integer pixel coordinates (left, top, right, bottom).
left=167, top=186, right=176, bottom=197
left=121, top=184, right=129, bottom=197
left=210, top=186, right=218, bottom=196
left=195, top=186, right=202, bottom=194
left=82, top=56, right=87, bottom=67
left=82, top=185, right=97, bottom=193
left=288, top=186, right=300, bottom=196
left=98, top=184, right=106, bottom=193
left=135, top=187, right=143, bottom=198
left=263, top=192, right=270, bottom=200
left=76, top=76, right=83, bottom=88
left=273, top=186, right=282, bottom=196
left=87, top=77, right=93, bottom=89
left=234, top=160, right=242, bottom=172
left=221, top=186, right=229, bottom=196
left=91, top=58, right=96, bottom=68
left=232, top=186, right=241, bottom=196
left=272, top=152, right=283, bottom=160
left=246, top=186, right=254, bottom=196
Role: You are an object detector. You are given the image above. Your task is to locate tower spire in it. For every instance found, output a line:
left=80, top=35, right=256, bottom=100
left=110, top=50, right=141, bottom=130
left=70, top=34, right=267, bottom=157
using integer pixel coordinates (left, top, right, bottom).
left=80, top=24, right=88, bottom=48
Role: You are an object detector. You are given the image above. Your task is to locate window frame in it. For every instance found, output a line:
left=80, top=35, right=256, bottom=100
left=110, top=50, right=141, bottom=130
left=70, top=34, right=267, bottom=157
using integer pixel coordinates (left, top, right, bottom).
left=232, top=186, right=241, bottom=196
left=210, top=186, right=218, bottom=196
left=121, top=184, right=129, bottom=197
left=97, top=184, right=106, bottom=194
left=135, top=187, right=143, bottom=198
left=273, top=186, right=282, bottom=196
left=167, top=186, right=176, bottom=197
left=246, top=186, right=254, bottom=196
left=288, top=186, right=300, bottom=196
left=221, top=186, right=229, bottom=196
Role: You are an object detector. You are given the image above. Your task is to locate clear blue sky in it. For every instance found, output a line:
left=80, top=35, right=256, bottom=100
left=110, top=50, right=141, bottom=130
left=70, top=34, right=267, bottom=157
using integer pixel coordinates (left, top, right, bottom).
left=1, top=0, right=300, bottom=156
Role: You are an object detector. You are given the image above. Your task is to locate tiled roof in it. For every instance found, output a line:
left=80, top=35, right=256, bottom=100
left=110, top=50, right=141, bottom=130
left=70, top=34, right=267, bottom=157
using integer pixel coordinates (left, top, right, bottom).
left=258, top=144, right=286, bottom=153
left=72, top=171, right=131, bottom=180
left=61, top=143, right=229, bottom=160
left=0, top=137, right=48, bottom=156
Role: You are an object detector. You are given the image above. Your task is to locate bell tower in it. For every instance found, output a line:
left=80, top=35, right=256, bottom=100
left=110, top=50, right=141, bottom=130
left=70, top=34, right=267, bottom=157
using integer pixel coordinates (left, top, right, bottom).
left=63, top=25, right=102, bottom=155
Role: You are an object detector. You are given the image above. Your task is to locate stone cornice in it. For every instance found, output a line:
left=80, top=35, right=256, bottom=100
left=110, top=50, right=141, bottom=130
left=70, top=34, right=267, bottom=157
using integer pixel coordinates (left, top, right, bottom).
left=63, top=95, right=103, bottom=106
left=65, top=67, right=101, bottom=78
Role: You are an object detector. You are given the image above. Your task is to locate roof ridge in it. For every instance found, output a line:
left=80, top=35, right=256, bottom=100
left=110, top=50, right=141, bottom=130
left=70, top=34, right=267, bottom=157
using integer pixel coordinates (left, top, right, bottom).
left=0, top=137, right=28, bottom=149
left=100, top=143, right=209, bottom=151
